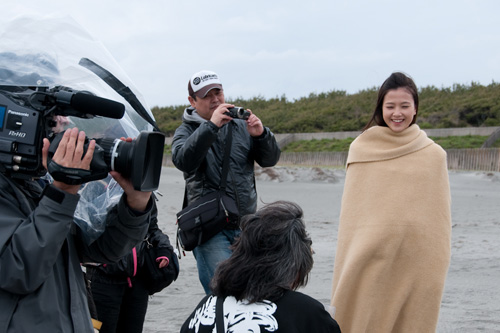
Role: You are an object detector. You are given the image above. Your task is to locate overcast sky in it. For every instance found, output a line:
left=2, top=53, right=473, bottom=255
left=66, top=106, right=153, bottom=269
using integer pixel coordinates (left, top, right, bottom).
left=2, top=1, right=500, bottom=108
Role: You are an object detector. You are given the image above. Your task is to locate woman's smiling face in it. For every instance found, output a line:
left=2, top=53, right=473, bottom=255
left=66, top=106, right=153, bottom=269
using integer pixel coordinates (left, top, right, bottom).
left=382, top=87, right=417, bottom=133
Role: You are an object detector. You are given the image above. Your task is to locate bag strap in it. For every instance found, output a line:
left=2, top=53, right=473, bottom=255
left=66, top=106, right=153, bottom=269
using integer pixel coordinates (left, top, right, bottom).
left=219, top=121, right=233, bottom=191
left=216, top=296, right=225, bottom=333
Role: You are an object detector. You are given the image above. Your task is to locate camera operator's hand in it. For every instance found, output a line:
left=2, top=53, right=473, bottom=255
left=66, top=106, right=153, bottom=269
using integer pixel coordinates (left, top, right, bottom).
left=109, top=137, right=152, bottom=212
left=42, top=127, right=95, bottom=195
left=210, top=103, right=234, bottom=128
left=245, top=110, right=265, bottom=137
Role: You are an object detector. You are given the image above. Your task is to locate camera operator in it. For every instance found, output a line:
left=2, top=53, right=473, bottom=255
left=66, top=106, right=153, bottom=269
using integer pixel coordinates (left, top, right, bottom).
left=172, top=70, right=281, bottom=294
left=0, top=127, right=152, bottom=332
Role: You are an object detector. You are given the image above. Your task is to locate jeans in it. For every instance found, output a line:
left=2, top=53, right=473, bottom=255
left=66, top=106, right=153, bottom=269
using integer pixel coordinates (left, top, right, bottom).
left=193, top=228, right=241, bottom=294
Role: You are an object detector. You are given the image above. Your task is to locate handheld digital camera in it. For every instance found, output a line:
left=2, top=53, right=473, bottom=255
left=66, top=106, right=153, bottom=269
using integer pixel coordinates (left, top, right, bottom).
left=226, top=107, right=250, bottom=120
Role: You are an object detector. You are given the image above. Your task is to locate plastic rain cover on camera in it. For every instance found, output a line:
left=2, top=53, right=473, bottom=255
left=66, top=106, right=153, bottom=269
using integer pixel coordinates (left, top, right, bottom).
left=0, top=14, right=158, bottom=244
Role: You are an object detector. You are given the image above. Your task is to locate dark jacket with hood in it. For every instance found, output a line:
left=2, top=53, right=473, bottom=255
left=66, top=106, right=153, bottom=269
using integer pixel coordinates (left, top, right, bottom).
left=0, top=174, right=151, bottom=333
left=172, top=107, right=280, bottom=216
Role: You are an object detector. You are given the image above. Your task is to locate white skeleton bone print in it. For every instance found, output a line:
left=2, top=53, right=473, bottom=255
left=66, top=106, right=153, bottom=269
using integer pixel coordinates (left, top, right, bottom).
left=188, top=295, right=279, bottom=332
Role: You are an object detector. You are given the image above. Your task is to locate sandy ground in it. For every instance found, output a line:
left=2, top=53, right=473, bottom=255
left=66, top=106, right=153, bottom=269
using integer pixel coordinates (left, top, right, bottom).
left=143, top=166, right=500, bottom=333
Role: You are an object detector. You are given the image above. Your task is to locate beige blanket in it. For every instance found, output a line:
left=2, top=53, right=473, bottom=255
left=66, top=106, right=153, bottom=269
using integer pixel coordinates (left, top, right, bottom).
left=331, top=125, right=451, bottom=332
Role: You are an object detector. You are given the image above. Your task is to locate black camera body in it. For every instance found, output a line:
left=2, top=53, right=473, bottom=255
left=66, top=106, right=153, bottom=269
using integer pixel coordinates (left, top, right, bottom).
left=226, top=107, right=250, bottom=120
left=0, top=85, right=165, bottom=191
left=0, top=86, right=53, bottom=179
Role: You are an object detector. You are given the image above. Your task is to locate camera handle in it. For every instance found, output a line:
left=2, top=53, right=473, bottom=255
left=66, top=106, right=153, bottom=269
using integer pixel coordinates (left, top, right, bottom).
left=47, top=160, right=94, bottom=185
left=47, top=133, right=110, bottom=185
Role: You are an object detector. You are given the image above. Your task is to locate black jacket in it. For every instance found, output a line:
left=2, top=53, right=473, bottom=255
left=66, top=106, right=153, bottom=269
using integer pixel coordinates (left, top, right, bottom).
left=172, top=107, right=281, bottom=216
left=88, top=202, right=173, bottom=280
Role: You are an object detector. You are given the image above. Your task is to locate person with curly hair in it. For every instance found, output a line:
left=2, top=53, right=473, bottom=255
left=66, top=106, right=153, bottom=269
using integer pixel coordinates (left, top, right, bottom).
left=181, top=200, right=340, bottom=332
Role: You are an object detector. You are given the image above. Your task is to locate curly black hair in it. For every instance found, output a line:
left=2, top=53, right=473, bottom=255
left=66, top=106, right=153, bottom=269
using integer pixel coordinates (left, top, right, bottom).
left=210, top=200, right=313, bottom=303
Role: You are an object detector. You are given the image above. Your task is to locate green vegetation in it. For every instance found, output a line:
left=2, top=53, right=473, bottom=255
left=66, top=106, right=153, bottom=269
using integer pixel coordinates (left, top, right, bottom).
left=155, top=81, right=500, bottom=153
left=280, top=135, right=496, bottom=152
left=430, top=135, right=491, bottom=149
left=152, top=81, right=500, bottom=137
left=282, top=138, right=354, bottom=152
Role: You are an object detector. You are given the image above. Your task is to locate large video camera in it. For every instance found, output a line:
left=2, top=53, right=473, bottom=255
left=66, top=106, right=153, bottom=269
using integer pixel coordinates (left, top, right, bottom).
left=0, top=85, right=164, bottom=191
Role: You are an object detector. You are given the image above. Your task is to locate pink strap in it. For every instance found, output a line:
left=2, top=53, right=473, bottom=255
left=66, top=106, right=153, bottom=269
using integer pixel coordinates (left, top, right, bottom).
left=132, top=247, right=137, bottom=276
left=156, top=256, right=169, bottom=266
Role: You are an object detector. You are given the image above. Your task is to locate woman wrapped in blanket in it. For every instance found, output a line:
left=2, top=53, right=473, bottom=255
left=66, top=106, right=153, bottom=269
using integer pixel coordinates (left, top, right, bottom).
left=330, top=72, right=452, bottom=332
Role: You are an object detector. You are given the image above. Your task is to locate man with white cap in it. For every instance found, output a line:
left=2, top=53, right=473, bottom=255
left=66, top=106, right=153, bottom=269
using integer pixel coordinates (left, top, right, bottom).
left=172, top=70, right=281, bottom=294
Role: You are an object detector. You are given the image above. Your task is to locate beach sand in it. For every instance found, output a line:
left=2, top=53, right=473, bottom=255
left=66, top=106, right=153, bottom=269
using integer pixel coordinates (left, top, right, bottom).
left=143, top=166, right=500, bottom=332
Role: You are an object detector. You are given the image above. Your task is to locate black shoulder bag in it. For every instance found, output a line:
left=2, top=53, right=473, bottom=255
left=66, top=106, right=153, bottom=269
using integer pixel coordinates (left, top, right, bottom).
left=176, top=122, right=239, bottom=252
left=141, top=233, right=180, bottom=295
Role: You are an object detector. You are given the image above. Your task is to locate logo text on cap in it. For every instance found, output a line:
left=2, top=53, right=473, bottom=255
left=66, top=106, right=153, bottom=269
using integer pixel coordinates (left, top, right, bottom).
left=193, top=74, right=219, bottom=86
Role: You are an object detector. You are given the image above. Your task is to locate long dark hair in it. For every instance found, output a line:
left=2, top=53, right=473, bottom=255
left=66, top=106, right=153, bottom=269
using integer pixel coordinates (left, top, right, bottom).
left=363, top=72, right=419, bottom=131
left=210, top=201, right=314, bottom=303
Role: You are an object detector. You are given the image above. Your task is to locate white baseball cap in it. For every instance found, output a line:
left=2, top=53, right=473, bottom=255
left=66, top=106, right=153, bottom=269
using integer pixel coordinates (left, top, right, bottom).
left=188, top=70, right=223, bottom=98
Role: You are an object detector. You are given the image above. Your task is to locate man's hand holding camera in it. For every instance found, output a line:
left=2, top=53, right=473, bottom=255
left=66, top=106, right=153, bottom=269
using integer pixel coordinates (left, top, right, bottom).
left=42, top=127, right=95, bottom=195
left=245, top=111, right=264, bottom=137
left=210, top=104, right=264, bottom=137
left=210, top=103, right=235, bottom=128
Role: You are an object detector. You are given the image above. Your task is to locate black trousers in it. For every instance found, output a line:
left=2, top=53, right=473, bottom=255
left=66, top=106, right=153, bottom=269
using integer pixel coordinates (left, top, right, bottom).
left=89, top=271, right=149, bottom=333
